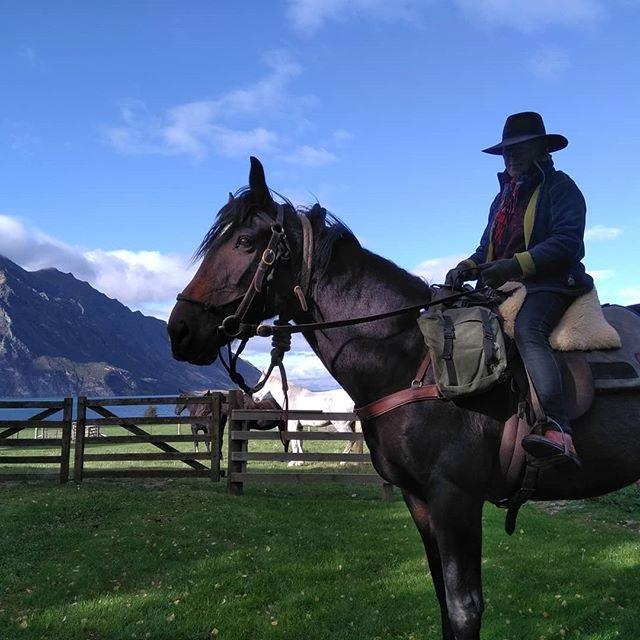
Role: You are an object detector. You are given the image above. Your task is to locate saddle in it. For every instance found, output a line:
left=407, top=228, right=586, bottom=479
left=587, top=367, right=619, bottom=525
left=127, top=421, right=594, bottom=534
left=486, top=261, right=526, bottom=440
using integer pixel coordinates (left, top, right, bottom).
left=496, top=298, right=640, bottom=533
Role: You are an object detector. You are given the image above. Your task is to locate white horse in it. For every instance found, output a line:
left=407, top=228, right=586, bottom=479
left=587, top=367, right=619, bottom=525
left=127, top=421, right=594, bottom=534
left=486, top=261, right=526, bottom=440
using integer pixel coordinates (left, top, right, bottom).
left=254, top=371, right=363, bottom=467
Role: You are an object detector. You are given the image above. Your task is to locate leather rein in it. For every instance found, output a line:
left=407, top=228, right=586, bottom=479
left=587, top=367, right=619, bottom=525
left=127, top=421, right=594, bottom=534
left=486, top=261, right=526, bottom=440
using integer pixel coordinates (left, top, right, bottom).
left=176, top=204, right=474, bottom=420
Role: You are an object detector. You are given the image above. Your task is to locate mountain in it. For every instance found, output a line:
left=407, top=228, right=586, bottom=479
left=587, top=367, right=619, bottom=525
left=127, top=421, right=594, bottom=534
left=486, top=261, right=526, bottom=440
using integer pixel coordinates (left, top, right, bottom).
left=0, top=255, right=259, bottom=397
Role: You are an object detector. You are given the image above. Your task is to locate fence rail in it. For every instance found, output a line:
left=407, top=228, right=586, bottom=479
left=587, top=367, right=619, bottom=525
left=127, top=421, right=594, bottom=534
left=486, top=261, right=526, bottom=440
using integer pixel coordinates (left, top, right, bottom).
left=0, top=398, right=73, bottom=482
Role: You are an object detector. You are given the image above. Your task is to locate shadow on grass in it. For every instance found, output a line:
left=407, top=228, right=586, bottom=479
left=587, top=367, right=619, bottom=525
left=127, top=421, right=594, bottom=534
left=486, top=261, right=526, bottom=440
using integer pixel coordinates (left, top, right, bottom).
left=0, top=482, right=637, bottom=639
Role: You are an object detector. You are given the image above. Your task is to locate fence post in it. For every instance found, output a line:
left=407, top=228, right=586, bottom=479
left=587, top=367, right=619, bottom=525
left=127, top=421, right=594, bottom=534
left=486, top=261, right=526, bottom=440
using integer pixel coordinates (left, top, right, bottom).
left=59, top=397, right=73, bottom=484
left=74, top=396, right=87, bottom=483
left=208, top=392, right=222, bottom=482
left=382, top=483, right=394, bottom=501
left=226, top=390, right=246, bottom=495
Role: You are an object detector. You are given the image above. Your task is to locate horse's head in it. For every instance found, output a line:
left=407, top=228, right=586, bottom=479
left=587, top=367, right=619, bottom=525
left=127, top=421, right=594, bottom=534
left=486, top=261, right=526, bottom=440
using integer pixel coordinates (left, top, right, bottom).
left=175, top=391, right=188, bottom=415
left=169, top=157, right=358, bottom=366
left=168, top=157, right=304, bottom=365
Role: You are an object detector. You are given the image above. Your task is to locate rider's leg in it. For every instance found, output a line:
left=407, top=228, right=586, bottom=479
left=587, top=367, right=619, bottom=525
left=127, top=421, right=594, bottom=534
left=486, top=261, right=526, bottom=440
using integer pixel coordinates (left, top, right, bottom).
left=513, top=291, right=579, bottom=462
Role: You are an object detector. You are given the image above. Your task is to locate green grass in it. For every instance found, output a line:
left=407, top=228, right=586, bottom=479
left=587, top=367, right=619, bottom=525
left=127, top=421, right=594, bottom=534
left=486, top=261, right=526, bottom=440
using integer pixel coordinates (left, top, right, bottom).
left=0, top=479, right=639, bottom=640
left=1, top=426, right=639, bottom=639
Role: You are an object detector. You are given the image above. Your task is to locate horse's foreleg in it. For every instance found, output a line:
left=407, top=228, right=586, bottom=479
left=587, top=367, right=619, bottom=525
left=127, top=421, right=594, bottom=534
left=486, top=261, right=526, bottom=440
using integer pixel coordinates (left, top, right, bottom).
left=430, top=484, right=484, bottom=640
left=403, top=490, right=455, bottom=640
left=192, top=428, right=199, bottom=453
left=287, top=421, right=304, bottom=467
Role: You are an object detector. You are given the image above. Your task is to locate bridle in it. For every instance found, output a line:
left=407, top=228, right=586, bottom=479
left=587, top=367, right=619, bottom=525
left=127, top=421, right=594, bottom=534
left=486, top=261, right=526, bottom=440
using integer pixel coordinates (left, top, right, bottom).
left=175, top=203, right=314, bottom=411
left=176, top=204, right=290, bottom=339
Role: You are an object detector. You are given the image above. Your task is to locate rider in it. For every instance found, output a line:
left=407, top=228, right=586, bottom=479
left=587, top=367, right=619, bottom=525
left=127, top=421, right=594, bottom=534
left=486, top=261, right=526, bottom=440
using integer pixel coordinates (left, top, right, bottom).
left=445, top=111, right=593, bottom=466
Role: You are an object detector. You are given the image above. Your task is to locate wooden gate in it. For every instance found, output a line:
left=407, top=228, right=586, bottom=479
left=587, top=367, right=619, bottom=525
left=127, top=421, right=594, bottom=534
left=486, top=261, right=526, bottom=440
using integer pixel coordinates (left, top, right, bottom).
left=225, top=390, right=393, bottom=499
left=73, top=394, right=224, bottom=482
left=0, top=399, right=73, bottom=482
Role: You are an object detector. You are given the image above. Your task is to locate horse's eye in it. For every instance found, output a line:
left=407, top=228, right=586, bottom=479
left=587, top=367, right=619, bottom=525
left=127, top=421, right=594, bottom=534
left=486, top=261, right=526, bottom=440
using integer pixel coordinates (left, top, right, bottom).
left=235, top=235, right=253, bottom=248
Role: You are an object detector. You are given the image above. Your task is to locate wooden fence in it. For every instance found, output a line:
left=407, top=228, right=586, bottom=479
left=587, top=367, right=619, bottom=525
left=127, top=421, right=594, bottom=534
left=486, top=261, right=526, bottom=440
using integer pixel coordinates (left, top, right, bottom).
left=73, top=395, right=223, bottom=482
left=0, top=399, right=73, bottom=482
left=225, top=390, right=393, bottom=499
left=1, top=392, right=392, bottom=498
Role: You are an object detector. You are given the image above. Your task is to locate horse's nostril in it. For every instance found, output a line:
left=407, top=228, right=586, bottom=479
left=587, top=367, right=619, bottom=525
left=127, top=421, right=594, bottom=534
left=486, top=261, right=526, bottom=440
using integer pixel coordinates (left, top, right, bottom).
left=171, top=320, right=189, bottom=346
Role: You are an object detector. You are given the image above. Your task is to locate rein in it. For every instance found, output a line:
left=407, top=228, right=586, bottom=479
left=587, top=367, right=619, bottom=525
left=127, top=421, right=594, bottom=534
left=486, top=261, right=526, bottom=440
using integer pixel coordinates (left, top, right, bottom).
left=177, top=204, right=481, bottom=421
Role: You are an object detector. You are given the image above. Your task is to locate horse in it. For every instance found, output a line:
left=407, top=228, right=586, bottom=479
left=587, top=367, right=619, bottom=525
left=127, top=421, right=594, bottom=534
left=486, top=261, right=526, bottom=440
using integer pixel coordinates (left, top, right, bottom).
left=167, top=157, right=640, bottom=640
left=175, top=390, right=216, bottom=453
left=254, top=370, right=363, bottom=467
left=175, top=390, right=286, bottom=454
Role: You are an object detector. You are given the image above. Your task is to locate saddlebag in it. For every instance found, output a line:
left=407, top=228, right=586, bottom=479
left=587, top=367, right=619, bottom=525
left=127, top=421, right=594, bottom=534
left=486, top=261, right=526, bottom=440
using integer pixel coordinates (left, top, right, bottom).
left=417, top=305, right=507, bottom=399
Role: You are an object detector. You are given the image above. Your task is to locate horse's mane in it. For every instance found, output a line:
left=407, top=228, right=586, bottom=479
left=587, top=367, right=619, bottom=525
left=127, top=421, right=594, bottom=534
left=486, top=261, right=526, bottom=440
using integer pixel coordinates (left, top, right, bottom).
left=194, top=187, right=428, bottom=298
left=194, top=189, right=359, bottom=279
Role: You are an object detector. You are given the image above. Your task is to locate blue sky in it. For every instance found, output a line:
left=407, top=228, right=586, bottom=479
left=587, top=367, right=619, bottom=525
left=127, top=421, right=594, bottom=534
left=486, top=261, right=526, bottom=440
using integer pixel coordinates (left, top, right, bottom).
left=1, top=0, right=639, bottom=387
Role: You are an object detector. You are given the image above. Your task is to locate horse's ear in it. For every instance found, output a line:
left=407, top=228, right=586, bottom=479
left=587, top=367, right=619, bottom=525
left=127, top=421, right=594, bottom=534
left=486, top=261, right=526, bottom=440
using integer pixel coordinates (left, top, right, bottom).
left=249, top=156, right=272, bottom=207
left=228, top=192, right=234, bottom=203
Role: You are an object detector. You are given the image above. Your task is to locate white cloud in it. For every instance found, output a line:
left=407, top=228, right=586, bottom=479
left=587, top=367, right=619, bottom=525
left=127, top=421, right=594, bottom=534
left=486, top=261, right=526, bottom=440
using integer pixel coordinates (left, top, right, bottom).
left=412, top=254, right=467, bottom=285
left=239, top=328, right=338, bottom=389
left=288, top=0, right=604, bottom=34
left=287, top=0, right=423, bottom=34
left=619, top=287, right=640, bottom=304
left=105, top=51, right=351, bottom=164
left=454, top=0, right=604, bottom=31
left=331, top=129, right=354, bottom=144
left=281, top=145, right=337, bottom=167
left=17, top=45, right=45, bottom=70
left=585, top=225, right=622, bottom=241
left=105, top=51, right=300, bottom=159
left=0, top=214, right=194, bottom=319
left=589, top=269, right=615, bottom=281
left=529, top=47, right=571, bottom=80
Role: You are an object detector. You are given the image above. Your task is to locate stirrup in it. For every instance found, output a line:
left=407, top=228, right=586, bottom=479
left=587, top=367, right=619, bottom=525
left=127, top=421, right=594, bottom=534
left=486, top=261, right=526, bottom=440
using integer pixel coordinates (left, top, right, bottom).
left=521, top=428, right=581, bottom=468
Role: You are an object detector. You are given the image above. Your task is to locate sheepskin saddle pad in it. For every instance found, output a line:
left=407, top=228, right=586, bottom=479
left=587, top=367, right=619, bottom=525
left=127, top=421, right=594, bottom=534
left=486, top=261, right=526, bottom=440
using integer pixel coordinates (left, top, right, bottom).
left=498, top=284, right=640, bottom=392
left=498, top=283, right=621, bottom=350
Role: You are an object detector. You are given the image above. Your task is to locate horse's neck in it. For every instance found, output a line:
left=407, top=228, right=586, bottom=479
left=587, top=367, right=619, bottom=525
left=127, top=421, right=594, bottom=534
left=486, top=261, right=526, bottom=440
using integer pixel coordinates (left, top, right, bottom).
left=301, top=244, right=430, bottom=405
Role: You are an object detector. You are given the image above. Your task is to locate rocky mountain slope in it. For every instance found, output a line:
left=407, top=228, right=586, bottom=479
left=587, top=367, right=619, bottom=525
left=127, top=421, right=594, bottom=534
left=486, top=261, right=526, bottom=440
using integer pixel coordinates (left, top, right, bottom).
left=0, top=255, right=258, bottom=397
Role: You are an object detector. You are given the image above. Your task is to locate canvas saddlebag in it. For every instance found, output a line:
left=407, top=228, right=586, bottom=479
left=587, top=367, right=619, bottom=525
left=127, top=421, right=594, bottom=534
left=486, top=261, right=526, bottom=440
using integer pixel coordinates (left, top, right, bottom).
left=417, top=305, right=507, bottom=399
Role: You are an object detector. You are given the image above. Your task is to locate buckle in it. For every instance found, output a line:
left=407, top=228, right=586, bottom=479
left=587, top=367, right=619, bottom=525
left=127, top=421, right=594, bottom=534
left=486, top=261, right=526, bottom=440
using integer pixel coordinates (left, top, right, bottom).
left=411, top=379, right=423, bottom=389
left=262, top=248, right=276, bottom=265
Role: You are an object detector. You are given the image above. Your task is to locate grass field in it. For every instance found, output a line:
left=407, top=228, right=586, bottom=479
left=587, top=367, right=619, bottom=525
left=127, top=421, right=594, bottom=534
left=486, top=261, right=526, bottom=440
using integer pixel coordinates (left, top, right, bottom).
left=0, top=478, right=639, bottom=640
left=0, top=425, right=639, bottom=640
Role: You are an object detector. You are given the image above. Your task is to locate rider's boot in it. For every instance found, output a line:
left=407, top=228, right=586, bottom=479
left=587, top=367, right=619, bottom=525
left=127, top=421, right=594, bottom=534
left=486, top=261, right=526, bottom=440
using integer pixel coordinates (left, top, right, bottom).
left=521, top=419, right=581, bottom=467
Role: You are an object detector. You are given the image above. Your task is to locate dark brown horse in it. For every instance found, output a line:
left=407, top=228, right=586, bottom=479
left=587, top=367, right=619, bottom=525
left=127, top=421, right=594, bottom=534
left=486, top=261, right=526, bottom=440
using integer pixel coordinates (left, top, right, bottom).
left=175, top=390, right=286, bottom=454
left=167, top=157, right=640, bottom=640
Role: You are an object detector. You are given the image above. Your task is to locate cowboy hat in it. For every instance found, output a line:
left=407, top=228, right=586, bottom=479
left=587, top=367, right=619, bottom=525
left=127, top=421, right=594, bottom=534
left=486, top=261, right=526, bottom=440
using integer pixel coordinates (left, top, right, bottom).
left=482, top=111, right=568, bottom=155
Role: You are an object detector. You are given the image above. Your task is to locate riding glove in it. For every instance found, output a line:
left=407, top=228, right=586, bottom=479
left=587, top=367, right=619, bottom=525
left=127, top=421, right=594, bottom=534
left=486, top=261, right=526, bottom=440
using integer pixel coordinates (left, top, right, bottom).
left=445, top=260, right=479, bottom=287
left=481, top=258, right=522, bottom=289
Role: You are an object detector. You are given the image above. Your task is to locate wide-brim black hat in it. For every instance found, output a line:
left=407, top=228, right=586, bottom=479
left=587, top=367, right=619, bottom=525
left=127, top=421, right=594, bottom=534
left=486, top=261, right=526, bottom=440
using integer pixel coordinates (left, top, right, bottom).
left=482, top=111, right=568, bottom=155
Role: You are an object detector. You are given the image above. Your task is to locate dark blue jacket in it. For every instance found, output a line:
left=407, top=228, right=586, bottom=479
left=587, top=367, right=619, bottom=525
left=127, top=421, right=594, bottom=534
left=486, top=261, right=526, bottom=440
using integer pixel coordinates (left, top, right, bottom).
left=468, top=157, right=593, bottom=296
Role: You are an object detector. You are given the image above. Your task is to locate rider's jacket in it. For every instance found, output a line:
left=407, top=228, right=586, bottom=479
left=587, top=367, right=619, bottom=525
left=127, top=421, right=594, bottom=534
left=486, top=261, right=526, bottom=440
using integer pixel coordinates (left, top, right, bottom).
left=468, top=157, right=594, bottom=296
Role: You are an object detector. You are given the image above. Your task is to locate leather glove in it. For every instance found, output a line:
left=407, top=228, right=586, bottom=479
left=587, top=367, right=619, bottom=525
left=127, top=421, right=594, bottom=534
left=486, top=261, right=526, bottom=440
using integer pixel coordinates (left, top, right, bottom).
left=481, top=258, right=522, bottom=289
left=445, top=260, right=479, bottom=287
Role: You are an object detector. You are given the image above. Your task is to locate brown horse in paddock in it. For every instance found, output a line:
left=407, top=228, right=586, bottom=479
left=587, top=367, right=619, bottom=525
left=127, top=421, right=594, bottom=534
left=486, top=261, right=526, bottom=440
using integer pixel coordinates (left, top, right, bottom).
left=167, top=157, right=640, bottom=640
left=175, top=390, right=285, bottom=454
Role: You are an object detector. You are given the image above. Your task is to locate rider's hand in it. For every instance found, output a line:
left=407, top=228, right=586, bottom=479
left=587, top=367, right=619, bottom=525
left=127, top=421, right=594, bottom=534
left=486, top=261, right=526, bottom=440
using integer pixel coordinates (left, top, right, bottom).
left=445, top=260, right=479, bottom=287
left=481, top=258, right=522, bottom=289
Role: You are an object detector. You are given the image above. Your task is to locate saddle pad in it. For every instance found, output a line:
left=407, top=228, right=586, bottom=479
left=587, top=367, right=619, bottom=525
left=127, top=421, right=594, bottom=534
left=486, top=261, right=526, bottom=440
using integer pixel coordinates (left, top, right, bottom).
left=585, top=305, right=640, bottom=390
left=498, top=284, right=621, bottom=351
